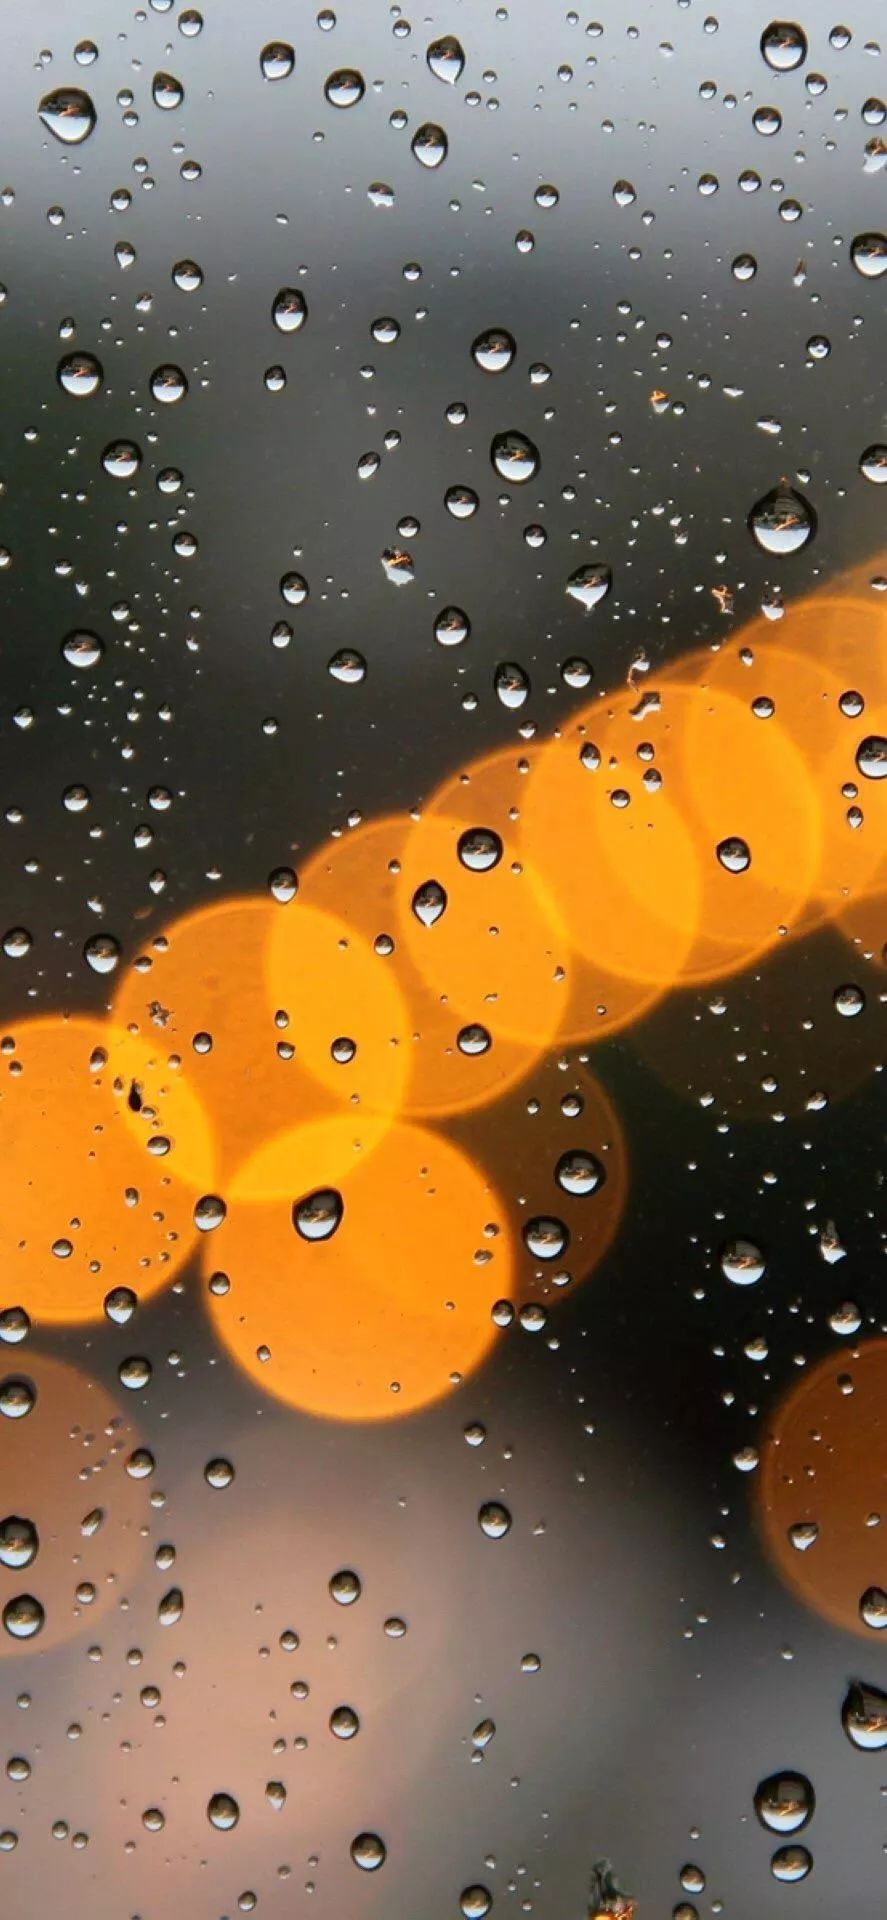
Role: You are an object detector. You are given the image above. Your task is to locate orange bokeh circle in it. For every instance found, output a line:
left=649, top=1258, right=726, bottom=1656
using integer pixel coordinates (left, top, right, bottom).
left=207, top=1116, right=512, bottom=1421
left=299, top=813, right=555, bottom=1116
left=0, top=1016, right=205, bottom=1323
left=0, top=1352, right=148, bottom=1657
left=757, top=1339, right=887, bottom=1637
left=113, top=896, right=409, bottom=1202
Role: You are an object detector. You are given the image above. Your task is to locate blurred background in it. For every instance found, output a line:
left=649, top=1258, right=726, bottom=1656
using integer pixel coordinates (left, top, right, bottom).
left=1, top=2, right=887, bottom=1915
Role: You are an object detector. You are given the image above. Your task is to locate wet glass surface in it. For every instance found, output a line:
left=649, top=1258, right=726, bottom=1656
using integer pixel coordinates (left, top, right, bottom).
left=2, top=3, right=887, bottom=1915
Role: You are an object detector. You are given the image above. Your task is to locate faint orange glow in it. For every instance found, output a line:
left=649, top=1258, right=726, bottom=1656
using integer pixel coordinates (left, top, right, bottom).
left=207, top=1116, right=511, bottom=1420
left=758, top=1339, right=887, bottom=1637
left=0, top=1353, right=147, bottom=1657
left=0, top=1017, right=203, bottom=1322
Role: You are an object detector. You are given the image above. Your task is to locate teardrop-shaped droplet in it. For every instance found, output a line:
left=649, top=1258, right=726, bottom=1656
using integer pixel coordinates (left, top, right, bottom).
left=411, top=879, right=447, bottom=926
left=427, top=35, right=465, bottom=84
left=494, top=662, right=530, bottom=709
left=565, top=563, right=612, bottom=612
left=38, top=86, right=97, bottom=145
left=748, top=482, right=816, bottom=555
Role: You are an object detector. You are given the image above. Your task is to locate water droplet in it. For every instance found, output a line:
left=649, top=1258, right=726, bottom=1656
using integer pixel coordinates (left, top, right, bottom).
left=293, top=1188, right=343, bottom=1242
left=754, top=1771, right=814, bottom=1833
left=555, top=1150, right=605, bottom=1196
left=412, top=879, right=447, bottom=926
left=749, top=482, right=816, bottom=554
left=152, top=71, right=183, bottom=109
left=325, top=69, right=365, bottom=108
left=851, top=232, right=887, bottom=278
left=328, top=648, right=367, bottom=684
left=490, top=430, right=539, bottom=483
left=434, top=606, right=470, bottom=646
left=457, top=827, right=502, bottom=872
left=0, top=1308, right=29, bottom=1346
left=859, top=444, right=887, bottom=483
left=842, top=1679, right=887, bottom=1749
left=720, top=1238, right=765, bottom=1284
left=565, top=564, right=612, bottom=612
left=861, top=1587, right=887, bottom=1629
left=472, top=328, right=515, bottom=373
left=494, top=662, right=530, bottom=709
left=62, top=629, right=104, bottom=669
left=856, top=734, right=887, bottom=779
left=444, top=485, right=478, bottom=519
left=834, top=982, right=865, bottom=1018
left=150, top=364, right=188, bottom=404
left=207, top=1792, right=239, bottom=1831
left=172, top=259, right=202, bottom=292
left=261, top=42, right=295, bottom=81
left=523, top=1216, right=569, bottom=1260
left=732, top=252, right=757, bottom=280
left=3, top=929, right=31, bottom=960
left=380, top=547, right=415, bottom=584
left=2, top=1594, right=44, bottom=1641
left=330, top=1568, right=361, bottom=1604
left=457, top=1025, right=491, bottom=1055
left=753, top=104, right=782, bottom=136
left=272, top=287, right=308, bottom=333
left=281, top=571, right=309, bottom=606
left=0, top=1517, right=38, bottom=1570
left=351, top=1832, right=386, bottom=1871
left=427, top=35, right=465, bottom=83
left=460, top=1891, right=492, bottom=1919
left=716, top=835, right=751, bottom=873
left=57, top=352, right=103, bottom=398
left=158, top=1585, right=184, bottom=1625
left=760, top=21, right=807, bottom=70
left=330, top=1704, right=360, bottom=1738
left=83, top=933, right=120, bottom=975
left=771, top=1847, right=812, bottom=1883
left=38, top=86, right=96, bottom=144
left=102, top=440, right=142, bottom=479
left=204, top=1458, right=235, bottom=1489
left=411, top=122, right=448, bottom=168
left=478, top=1501, right=512, bottom=1539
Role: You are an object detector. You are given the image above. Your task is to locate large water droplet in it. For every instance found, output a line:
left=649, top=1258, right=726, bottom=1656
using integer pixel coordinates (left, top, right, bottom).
left=851, top=232, right=887, bottom=278
left=754, top=1771, right=814, bottom=1833
left=748, top=482, right=816, bottom=554
left=427, top=35, right=465, bottom=84
left=57, top=352, right=103, bottom=398
left=842, top=1679, right=887, bottom=1749
left=859, top=444, right=887, bottom=483
left=771, top=1847, right=812, bottom=1883
left=330, top=1568, right=361, bottom=1604
left=325, top=68, right=365, bottom=107
left=38, top=86, right=96, bottom=144
left=272, top=287, right=308, bottom=333
left=490, top=430, right=539, bottom=483
left=494, top=662, right=530, bottom=709
left=293, top=1188, right=343, bottom=1242
left=720, top=1238, right=765, bottom=1284
left=412, top=879, right=447, bottom=926
left=856, top=735, right=887, bottom=779
left=261, top=41, right=295, bottom=81
left=2, top=1594, right=44, bottom=1640
left=62, top=629, right=104, bottom=668
left=0, top=1517, right=38, bottom=1570
left=457, top=827, right=502, bottom=872
left=760, top=21, right=808, bottom=70
left=478, top=1501, right=511, bottom=1539
left=351, top=1832, right=386, bottom=1870
left=472, top=327, right=516, bottom=373
left=565, top=564, right=612, bottom=612
left=207, top=1792, right=239, bottom=1831
left=716, top=835, right=751, bottom=873
left=555, top=1150, right=605, bottom=1197
left=411, top=122, right=448, bottom=168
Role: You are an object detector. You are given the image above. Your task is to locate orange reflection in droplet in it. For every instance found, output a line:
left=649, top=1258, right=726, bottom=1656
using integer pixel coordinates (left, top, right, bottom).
left=0, top=1017, right=204, bottom=1322
left=0, top=1352, right=147, bottom=1657
left=207, top=1117, right=511, bottom=1421
left=300, top=814, right=553, bottom=1116
left=757, top=1339, right=887, bottom=1638
left=114, top=896, right=408, bottom=1201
